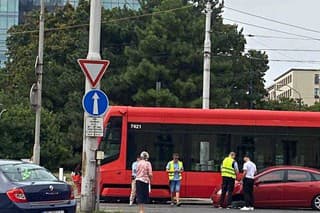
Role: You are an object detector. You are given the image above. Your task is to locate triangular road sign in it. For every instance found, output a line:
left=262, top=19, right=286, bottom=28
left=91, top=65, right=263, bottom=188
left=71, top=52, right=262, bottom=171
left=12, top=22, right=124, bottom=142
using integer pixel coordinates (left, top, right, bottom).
left=78, top=59, right=110, bottom=88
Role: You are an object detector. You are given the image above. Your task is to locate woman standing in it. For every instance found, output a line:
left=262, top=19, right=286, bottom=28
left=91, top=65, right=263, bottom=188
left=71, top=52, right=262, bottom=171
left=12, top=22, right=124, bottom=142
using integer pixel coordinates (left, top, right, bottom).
left=135, top=151, right=153, bottom=213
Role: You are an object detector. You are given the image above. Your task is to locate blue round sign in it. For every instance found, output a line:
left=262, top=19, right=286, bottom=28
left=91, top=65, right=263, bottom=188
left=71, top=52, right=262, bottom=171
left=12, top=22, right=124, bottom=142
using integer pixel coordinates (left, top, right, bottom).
left=82, top=89, right=109, bottom=116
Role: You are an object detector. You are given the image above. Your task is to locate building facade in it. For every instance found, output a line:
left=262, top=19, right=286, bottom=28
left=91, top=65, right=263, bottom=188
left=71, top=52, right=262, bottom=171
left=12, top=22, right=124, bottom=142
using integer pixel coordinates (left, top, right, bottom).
left=0, top=0, right=19, bottom=66
left=103, top=0, right=140, bottom=9
left=267, top=68, right=320, bottom=106
left=0, top=0, right=139, bottom=67
left=18, top=0, right=79, bottom=24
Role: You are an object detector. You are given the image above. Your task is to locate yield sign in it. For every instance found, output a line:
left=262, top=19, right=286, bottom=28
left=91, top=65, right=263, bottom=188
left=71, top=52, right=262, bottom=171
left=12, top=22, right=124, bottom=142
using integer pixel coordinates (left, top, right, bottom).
left=78, top=59, right=110, bottom=88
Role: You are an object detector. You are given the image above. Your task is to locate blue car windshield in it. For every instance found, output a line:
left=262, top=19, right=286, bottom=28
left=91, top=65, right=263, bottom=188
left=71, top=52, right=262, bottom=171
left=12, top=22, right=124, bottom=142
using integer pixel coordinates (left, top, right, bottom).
left=0, top=163, right=57, bottom=182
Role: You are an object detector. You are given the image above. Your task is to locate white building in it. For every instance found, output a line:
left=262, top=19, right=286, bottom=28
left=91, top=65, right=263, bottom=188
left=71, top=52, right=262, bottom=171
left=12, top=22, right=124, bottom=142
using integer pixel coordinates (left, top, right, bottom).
left=267, top=68, right=320, bottom=106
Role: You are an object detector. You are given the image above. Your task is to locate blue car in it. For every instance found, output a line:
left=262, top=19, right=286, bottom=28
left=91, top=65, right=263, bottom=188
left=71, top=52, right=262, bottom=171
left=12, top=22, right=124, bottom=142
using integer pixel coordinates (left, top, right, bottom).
left=0, top=159, right=76, bottom=213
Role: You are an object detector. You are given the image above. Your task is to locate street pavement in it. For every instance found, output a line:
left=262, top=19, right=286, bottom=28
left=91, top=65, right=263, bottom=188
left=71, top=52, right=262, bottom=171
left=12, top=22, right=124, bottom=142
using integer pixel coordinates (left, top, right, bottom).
left=98, top=203, right=319, bottom=213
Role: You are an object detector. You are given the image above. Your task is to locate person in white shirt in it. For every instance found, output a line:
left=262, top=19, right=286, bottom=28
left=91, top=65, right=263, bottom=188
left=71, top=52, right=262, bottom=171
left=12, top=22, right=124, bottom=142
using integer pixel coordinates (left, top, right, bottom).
left=240, top=155, right=257, bottom=211
left=129, top=155, right=141, bottom=205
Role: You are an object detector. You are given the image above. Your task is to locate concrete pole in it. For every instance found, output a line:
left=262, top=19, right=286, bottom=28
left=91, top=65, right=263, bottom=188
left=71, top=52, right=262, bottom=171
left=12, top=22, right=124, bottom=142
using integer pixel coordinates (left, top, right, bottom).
left=80, top=0, right=101, bottom=212
left=33, top=0, right=44, bottom=165
left=202, top=1, right=212, bottom=109
left=95, top=159, right=101, bottom=211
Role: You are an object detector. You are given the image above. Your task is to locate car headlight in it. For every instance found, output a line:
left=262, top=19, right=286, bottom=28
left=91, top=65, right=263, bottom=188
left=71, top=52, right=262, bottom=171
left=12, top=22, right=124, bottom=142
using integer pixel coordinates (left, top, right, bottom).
left=216, top=189, right=222, bottom=195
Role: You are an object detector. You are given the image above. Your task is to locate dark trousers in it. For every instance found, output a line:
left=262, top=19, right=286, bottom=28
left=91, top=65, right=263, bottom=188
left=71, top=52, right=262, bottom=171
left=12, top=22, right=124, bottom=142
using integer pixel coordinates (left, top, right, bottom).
left=136, top=180, right=149, bottom=204
left=243, top=177, right=254, bottom=207
left=219, top=176, right=235, bottom=207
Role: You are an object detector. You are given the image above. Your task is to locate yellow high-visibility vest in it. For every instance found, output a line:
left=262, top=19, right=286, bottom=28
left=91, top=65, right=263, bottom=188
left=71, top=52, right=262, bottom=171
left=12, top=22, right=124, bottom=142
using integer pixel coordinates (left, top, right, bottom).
left=168, top=160, right=183, bottom=180
left=221, top=157, right=236, bottom=179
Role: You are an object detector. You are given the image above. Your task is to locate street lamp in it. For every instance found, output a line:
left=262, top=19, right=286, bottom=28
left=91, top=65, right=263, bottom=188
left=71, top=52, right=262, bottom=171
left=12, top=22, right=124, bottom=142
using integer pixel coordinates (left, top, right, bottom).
left=277, top=84, right=302, bottom=110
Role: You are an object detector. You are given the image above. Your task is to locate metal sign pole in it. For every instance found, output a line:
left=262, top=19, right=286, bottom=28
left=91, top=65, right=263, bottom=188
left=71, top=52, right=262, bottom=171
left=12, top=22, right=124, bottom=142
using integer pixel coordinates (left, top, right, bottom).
left=80, top=0, right=102, bottom=212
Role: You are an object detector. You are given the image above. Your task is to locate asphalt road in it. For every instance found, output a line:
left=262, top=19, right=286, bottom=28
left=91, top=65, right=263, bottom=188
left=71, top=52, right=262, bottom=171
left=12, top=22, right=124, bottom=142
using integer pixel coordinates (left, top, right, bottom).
left=98, top=203, right=319, bottom=213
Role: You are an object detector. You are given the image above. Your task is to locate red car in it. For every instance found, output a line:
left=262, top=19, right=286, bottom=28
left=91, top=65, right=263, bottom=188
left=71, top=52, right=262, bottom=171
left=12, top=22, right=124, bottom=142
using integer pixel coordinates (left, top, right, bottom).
left=212, top=166, right=320, bottom=210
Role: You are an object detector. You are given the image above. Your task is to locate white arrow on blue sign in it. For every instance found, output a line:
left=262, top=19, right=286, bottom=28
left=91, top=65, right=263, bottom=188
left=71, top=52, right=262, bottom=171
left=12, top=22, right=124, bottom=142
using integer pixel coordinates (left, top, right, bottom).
left=82, top=89, right=109, bottom=116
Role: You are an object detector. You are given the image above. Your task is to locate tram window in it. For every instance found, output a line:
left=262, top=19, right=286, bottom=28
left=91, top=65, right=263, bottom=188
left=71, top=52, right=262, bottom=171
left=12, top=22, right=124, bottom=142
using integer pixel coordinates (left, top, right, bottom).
left=100, top=117, right=122, bottom=164
left=126, top=124, right=320, bottom=171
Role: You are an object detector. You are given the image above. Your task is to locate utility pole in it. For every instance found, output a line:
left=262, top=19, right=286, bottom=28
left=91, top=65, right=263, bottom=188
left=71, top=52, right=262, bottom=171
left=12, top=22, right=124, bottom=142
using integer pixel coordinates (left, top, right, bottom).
left=33, top=0, right=44, bottom=165
left=249, top=65, right=254, bottom=109
left=80, top=0, right=102, bottom=212
left=202, top=1, right=212, bottom=109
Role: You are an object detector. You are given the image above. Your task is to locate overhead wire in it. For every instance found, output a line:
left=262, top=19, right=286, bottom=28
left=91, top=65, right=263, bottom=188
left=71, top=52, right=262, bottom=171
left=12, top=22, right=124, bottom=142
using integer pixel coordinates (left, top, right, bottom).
left=7, top=4, right=320, bottom=43
left=4, top=4, right=320, bottom=65
left=223, top=17, right=320, bottom=42
left=247, top=56, right=320, bottom=64
left=144, top=52, right=320, bottom=63
left=244, top=34, right=314, bottom=41
left=223, top=7, right=320, bottom=65
left=245, top=48, right=320, bottom=52
left=224, top=6, right=320, bottom=35
left=8, top=4, right=193, bottom=36
left=249, top=37, right=303, bottom=68
left=247, top=38, right=319, bottom=63
left=212, top=55, right=320, bottom=64
left=264, top=59, right=320, bottom=63
left=248, top=37, right=297, bottom=60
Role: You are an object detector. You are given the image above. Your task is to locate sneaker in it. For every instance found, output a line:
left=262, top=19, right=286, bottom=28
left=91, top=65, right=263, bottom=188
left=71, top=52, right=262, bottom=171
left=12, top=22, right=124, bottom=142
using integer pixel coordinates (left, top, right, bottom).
left=176, top=202, right=182, bottom=207
left=129, top=201, right=133, bottom=206
left=249, top=207, right=254, bottom=210
left=240, top=206, right=251, bottom=211
left=170, top=202, right=175, bottom=206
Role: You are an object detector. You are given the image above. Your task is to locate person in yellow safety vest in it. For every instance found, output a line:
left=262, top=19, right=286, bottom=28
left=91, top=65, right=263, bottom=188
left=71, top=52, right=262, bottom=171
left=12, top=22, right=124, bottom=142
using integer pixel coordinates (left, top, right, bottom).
left=166, top=153, right=184, bottom=207
left=218, top=152, right=239, bottom=209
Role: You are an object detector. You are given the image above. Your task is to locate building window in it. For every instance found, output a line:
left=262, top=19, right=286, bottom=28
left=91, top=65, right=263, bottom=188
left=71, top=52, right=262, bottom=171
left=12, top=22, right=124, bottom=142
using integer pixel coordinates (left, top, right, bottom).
left=315, top=88, right=320, bottom=98
left=315, top=74, right=320, bottom=84
left=0, top=0, right=8, bottom=12
left=103, top=0, right=140, bottom=9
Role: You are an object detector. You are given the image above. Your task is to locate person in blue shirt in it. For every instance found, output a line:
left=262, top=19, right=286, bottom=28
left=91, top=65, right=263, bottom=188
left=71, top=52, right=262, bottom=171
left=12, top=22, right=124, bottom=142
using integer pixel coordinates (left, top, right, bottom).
left=129, top=155, right=141, bottom=205
left=166, top=153, right=184, bottom=206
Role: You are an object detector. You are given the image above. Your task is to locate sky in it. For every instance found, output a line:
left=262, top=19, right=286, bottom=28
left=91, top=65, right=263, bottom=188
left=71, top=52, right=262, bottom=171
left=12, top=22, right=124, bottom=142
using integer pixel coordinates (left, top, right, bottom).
left=222, top=0, right=320, bottom=87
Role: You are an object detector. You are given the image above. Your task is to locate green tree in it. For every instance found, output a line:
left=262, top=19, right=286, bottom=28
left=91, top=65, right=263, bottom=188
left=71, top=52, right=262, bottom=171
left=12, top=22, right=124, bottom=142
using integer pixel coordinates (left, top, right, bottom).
left=308, top=102, right=320, bottom=111
left=262, top=98, right=307, bottom=111
left=1, top=2, right=91, bottom=169
left=0, top=104, right=70, bottom=168
left=0, top=0, right=269, bottom=169
left=122, top=0, right=268, bottom=108
left=1, top=1, right=140, bottom=169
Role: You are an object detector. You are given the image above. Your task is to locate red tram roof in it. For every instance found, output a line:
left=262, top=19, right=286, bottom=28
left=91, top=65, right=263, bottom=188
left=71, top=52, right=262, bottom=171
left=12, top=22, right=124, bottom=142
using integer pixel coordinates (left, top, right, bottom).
left=106, top=106, right=320, bottom=128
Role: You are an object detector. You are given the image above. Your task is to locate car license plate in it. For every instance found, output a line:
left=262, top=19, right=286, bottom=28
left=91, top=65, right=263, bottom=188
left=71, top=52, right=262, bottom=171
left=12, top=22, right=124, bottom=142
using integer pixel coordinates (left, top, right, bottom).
left=43, top=211, right=64, bottom=213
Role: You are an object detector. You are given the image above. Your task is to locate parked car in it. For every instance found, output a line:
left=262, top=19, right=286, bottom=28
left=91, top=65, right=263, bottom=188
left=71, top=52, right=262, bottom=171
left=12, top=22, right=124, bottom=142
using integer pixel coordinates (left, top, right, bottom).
left=211, top=166, right=320, bottom=210
left=0, top=159, right=76, bottom=213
